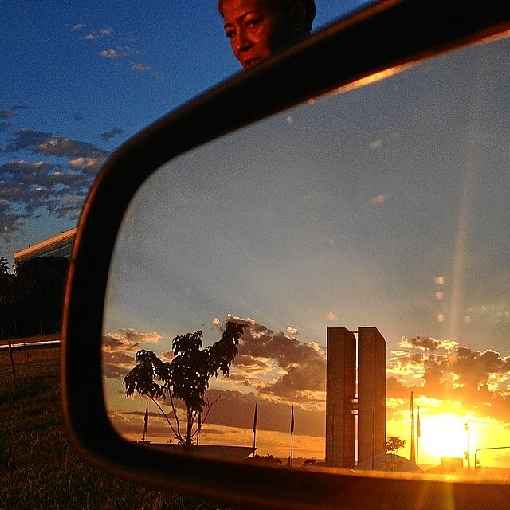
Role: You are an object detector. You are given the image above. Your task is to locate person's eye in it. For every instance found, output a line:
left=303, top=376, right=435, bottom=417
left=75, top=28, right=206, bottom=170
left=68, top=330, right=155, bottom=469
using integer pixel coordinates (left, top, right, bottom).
left=245, top=16, right=261, bottom=28
left=225, top=29, right=235, bottom=39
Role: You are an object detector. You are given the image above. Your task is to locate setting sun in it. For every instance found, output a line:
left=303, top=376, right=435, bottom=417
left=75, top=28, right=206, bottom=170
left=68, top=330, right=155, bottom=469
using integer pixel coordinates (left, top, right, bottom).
left=420, top=414, right=478, bottom=459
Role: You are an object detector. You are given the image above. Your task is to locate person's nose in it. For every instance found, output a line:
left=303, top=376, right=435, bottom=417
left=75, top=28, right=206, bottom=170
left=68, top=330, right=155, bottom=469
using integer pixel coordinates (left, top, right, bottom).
left=235, top=27, right=252, bottom=53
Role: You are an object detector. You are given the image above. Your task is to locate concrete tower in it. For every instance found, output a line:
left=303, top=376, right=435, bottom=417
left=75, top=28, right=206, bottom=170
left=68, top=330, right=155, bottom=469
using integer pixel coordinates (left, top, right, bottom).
left=357, top=327, right=386, bottom=468
left=325, top=327, right=356, bottom=468
left=326, top=326, right=386, bottom=469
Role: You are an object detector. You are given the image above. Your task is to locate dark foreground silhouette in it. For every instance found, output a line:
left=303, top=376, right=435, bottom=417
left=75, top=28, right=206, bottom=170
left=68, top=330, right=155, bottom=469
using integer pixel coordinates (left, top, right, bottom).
left=0, top=354, right=238, bottom=510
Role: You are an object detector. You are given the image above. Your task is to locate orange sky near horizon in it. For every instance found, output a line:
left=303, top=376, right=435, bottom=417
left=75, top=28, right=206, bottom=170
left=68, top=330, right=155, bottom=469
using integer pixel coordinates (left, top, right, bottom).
left=106, top=380, right=510, bottom=469
left=102, top=322, right=510, bottom=471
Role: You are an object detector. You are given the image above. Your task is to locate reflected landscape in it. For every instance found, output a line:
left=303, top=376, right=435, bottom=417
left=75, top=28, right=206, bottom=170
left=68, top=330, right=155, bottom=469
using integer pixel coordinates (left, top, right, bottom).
left=103, top=35, right=510, bottom=477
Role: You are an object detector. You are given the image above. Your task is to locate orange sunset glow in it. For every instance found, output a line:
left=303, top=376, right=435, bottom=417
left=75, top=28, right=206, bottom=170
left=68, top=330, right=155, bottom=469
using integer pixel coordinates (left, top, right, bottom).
left=103, top=321, right=510, bottom=473
left=420, top=414, right=476, bottom=458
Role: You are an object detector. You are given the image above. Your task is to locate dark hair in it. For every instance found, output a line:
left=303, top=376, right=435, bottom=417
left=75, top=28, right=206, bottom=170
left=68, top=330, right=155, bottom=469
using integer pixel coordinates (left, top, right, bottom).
left=218, top=0, right=316, bottom=33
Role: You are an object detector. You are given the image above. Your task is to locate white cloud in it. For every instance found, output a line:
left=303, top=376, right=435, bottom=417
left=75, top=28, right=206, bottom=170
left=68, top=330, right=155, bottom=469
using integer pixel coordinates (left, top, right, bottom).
left=286, top=326, right=298, bottom=337
left=306, top=341, right=324, bottom=355
left=105, top=328, right=163, bottom=347
left=226, top=314, right=256, bottom=325
left=71, top=24, right=85, bottom=32
left=131, top=63, right=151, bottom=72
left=100, top=48, right=123, bottom=59
left=69, top=157, right=100, bottom=169
left=115, top=328, right=162, bottom=344
left=84, top=27, right=113, bottom=40
left=38, top=138, right=59, bottom=150
left=436, top=339, right=458, bottom=350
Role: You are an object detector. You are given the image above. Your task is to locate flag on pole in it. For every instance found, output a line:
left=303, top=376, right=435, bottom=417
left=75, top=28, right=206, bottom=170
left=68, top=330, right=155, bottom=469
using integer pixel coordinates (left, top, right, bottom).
left=252, top=403, right=258, bottom=457
left=143, top=405, right=149, bottom=441
left=289, top=405, right=295, bottom=467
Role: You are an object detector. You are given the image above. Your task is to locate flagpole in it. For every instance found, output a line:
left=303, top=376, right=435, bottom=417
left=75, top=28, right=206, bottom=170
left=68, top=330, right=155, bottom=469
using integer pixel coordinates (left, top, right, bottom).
left=252, top=403, right=258, bottom=458
left=416, top=406, right=421, bottom=466
left=410, top=391, right=416, bottom=464
left=289, top=405, right=295, bottom=467
left=143, top=404, right=149, bottom=442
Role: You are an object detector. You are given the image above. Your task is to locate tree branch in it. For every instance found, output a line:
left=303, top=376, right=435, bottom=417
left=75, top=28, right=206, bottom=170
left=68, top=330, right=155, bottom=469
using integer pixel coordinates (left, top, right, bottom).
left=190, top=394, right=221, bottom=439
left=202, top=395, right=221, bottom=425
left=169, top=394, right=182, bottom=439
left=149, top=396, right=184, bottom=446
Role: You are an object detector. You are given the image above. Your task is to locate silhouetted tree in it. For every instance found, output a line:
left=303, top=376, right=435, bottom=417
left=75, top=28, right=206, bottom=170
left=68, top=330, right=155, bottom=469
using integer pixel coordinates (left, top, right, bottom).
left=14, top=257, right=68, bottom=336
left=0, top=255, right=69, bottom=339
left=124, top=321, right=247, bottom=449
left=248, top=454, right=282, bottom=465
left=384, top=436, right=407, bottom=471
left=0, top=257, right=10, bottom=278
left=0, top=258, right=16, bottom=338
left=0, top=258, right=14, bottom=301
left=385, top=436, right=406, bottom=455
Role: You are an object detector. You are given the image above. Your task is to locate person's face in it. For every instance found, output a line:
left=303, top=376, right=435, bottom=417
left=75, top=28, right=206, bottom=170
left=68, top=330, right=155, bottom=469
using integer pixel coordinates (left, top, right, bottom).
left=221, top=0, right=290, bottom=69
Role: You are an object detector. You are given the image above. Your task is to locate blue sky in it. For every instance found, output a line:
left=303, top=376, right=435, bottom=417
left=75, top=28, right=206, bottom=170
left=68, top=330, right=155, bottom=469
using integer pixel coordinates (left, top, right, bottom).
left=104, top=35, right=510, bottom=356
left=2, top=0, right=509, bottom=355
left=1, top=1, right=371, bottom=262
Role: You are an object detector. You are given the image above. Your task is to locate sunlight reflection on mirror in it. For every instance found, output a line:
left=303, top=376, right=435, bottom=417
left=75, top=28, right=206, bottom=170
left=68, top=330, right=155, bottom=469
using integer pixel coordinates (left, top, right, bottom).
left=103, top=34, right=510, bottom=480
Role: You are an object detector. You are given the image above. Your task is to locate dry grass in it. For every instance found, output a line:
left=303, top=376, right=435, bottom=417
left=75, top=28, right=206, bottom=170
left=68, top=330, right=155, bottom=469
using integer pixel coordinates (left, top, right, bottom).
left=0, top=355, right=234, bottom=510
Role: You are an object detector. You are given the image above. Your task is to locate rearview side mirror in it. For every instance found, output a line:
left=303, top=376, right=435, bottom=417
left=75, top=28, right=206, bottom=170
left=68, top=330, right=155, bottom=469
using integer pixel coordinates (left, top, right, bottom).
left=62, top=2, right=510, bottom=509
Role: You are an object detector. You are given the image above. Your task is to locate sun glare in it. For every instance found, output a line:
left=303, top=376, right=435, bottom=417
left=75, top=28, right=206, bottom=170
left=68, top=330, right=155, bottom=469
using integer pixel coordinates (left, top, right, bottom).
left=421, top=414, right=478, bottom=459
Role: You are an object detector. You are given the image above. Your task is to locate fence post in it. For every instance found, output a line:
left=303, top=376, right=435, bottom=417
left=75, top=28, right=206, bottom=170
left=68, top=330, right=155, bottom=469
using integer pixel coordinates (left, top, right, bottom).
left=7, top=338, right=17, bottom=388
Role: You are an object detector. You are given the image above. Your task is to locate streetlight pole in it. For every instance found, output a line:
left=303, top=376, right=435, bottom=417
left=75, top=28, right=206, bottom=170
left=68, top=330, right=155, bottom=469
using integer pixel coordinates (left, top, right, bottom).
left=464, top=421, right=470, bottom=470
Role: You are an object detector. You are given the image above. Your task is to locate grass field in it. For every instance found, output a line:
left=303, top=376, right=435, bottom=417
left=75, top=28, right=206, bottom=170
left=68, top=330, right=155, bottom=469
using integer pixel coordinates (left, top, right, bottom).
left=0, top=351, right=232, bottom=510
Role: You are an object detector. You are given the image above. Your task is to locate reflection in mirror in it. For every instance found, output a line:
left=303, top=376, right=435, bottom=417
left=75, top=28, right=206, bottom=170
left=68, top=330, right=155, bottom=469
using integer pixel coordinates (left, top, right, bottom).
left=103, top=34, right=510, bottom=478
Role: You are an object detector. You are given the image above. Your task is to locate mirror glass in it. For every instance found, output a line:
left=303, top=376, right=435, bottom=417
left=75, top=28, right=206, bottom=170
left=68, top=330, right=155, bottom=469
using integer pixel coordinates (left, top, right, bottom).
left=103, top=34, right=510, bottom=478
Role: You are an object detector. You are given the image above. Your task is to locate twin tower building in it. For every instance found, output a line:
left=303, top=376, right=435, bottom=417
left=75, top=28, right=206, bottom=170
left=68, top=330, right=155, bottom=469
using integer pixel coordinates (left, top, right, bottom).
left=326, top=327, right=386, bottom=469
